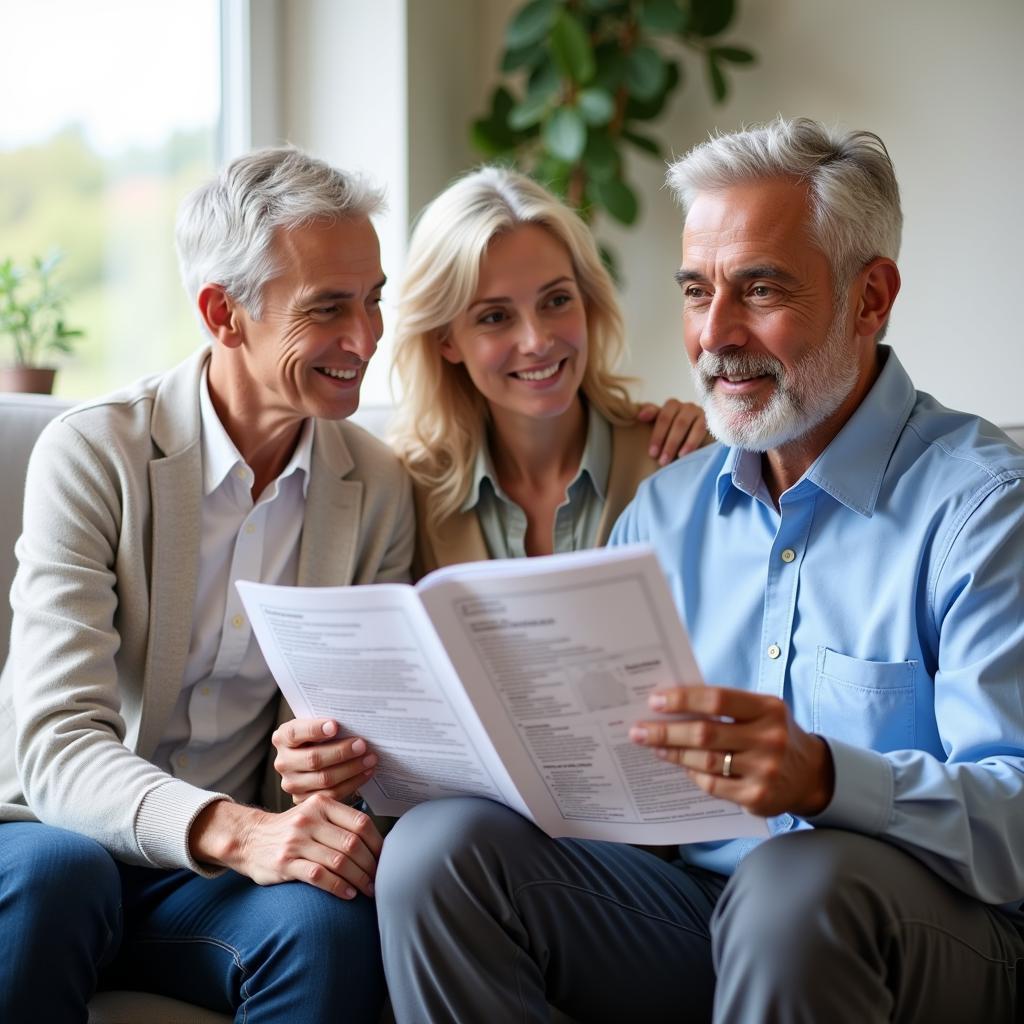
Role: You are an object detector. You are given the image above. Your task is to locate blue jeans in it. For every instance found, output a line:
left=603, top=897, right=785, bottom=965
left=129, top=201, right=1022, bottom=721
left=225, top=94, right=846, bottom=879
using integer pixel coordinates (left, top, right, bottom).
left=0, top=821, right=385, bottom=1024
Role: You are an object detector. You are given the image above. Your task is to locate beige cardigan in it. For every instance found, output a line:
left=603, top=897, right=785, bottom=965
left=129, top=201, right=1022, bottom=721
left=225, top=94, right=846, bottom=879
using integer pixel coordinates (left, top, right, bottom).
left=413, top=421, right=660, bottom=576
left=0, top=349, right=414, bottom=871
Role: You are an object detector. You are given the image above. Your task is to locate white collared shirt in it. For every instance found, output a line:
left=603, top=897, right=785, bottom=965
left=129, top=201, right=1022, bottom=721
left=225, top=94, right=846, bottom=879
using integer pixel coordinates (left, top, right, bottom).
left=152, top=370, right=314, bottom=803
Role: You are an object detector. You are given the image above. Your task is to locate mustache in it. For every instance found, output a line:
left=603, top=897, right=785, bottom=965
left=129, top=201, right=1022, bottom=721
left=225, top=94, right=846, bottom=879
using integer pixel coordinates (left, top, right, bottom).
left=694, top=351, right=784, bottom=385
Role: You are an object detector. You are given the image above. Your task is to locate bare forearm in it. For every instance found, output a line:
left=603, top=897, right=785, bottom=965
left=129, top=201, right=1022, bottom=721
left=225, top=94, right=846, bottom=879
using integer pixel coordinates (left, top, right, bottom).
left=187, top=793, right=383, bottom=900
left=188, top=799, right=265, bottom=871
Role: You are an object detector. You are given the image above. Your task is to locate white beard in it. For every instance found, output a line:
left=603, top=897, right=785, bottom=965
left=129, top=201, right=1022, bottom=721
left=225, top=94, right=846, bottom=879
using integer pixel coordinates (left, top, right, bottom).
left=690, top=301, right=858, bottom=453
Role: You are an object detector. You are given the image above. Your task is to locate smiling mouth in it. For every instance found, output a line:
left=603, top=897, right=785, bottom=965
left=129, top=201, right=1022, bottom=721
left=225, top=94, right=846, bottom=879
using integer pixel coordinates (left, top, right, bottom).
left=512, top=360, right=564, bottom=382
left=719, top=373, right=768, bottom=384
left=316, top=366, right=359, bottom=380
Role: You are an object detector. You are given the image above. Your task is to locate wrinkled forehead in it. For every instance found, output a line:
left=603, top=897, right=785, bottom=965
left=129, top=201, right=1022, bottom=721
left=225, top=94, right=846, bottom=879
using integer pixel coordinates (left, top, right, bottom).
left=265, top=217, right=384, bottom=293
left=680, top=179, right=827, bottom=278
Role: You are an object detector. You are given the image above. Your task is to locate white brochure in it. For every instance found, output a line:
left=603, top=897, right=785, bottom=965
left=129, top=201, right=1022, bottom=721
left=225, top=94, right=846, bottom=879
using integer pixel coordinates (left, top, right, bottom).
left=237, top=545, right=768, bottom=846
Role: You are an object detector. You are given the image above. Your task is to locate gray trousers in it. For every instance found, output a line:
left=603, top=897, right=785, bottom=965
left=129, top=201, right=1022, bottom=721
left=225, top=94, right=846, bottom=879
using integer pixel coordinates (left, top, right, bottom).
left=376, top=796, right=1024, bottom=1023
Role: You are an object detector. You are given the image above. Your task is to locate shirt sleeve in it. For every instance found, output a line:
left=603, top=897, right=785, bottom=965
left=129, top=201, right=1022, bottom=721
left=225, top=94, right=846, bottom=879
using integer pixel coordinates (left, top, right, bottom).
left=811, top=476, right=1024, bottom=905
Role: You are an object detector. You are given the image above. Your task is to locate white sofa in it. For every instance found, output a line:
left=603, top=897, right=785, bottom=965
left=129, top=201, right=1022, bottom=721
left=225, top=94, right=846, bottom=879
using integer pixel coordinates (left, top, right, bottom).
left=3, top=391, right=1022, bottom=1022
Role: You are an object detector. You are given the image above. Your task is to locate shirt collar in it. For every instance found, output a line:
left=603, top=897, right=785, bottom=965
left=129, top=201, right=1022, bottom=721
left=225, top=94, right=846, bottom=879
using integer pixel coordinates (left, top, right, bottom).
left=460, top=402, right=611, bottom=512
left=199, top=368, right=314, bottom=498
left=462, top=438, right=498, bottom=512
left=577, top=401, right=612, bottom=500
left=716, top=346, right=917, bottom=517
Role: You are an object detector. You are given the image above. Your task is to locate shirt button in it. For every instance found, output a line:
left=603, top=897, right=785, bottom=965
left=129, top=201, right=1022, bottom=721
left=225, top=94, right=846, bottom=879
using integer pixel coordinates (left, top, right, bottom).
left=232, top=614, right=244, bottom=629
left=245, top=523, right=256, bottom=534
left=767, top=643, right=782, bottom=660
left=200, top=686, right=212, bottom=697
left=178, top=754, right=189, bottom=767
left=235, top=467, right=247, bottom=480
left=781, top=548, right=796, bottom=563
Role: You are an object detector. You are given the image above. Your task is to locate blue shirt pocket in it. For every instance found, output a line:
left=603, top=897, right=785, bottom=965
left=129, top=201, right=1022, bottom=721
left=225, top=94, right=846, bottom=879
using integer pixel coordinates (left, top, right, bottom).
left=812, top=647, right=917, bottom=752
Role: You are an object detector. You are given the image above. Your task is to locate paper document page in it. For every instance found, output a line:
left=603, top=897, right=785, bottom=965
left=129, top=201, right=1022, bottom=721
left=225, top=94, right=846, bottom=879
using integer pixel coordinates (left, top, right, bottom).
left=236, top=581, right=527, bottom=818
left=419, top=546, right=768, bottom=844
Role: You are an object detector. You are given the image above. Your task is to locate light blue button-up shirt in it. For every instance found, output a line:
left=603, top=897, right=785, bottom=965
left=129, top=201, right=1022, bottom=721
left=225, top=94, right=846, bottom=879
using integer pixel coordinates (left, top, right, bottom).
left=610, top=347, right=1024, bottom=904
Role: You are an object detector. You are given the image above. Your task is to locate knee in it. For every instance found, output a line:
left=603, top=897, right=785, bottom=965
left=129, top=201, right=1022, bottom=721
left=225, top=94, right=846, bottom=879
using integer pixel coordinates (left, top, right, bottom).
left=267, top=882, right=380, bottom=967
left=1, top=824, right=120, bottom=921
left=0, top=824, right=121, bottom=972
left=712, top=829, right=891, bottom=959
left=377, top=797, right=534, bottom=916
left=239, top=884, right=384, bottom=1017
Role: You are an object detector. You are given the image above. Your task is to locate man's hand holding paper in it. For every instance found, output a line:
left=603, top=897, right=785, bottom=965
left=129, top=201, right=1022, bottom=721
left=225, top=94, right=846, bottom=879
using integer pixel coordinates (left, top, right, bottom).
left=629, top=686, right=836, bottom=818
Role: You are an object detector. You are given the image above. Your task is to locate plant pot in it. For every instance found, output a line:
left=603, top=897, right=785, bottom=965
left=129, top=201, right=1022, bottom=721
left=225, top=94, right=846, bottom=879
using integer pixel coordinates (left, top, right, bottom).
left=0, top=366, right=57, bottom=394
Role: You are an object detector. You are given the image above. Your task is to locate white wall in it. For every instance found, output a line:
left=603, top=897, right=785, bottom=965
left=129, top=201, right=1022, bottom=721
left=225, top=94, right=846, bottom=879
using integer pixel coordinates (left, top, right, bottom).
left=276, top=0, right=1024, bottom=424
left=251, top=0, right=411, bottom=405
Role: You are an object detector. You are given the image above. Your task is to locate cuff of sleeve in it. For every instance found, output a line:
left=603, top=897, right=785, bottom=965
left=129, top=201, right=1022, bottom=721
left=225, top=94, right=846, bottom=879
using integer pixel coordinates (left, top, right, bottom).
left=135, top=779, right=233, bottom=876
left=805, top=738, right=893, bottom=835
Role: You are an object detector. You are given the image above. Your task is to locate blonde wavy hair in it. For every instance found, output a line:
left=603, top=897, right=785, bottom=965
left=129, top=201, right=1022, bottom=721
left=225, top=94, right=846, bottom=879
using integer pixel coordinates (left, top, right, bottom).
left=390, top=166, right=637, bottom=526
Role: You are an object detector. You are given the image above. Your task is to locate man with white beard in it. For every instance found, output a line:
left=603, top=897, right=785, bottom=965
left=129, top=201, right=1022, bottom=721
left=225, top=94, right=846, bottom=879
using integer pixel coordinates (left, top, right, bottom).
left=375, top=117, right=1024, bottom=1023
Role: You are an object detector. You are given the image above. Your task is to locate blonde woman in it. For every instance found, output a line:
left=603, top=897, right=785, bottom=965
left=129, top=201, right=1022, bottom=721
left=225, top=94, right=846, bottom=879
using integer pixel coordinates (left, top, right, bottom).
left=390, top=166, right=706, bottom=575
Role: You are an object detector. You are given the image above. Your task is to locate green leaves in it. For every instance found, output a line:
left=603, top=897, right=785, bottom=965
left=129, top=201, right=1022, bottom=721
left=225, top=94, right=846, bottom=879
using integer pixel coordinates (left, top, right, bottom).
left=473, top=0, right=757, bottom=249
left=712, top=45, right=755, bottom=64
left=621, top=128, right=662, bottom=157
left=509, top=91, right=552, bottom=130
left=472, top=86, right=535, bottom=156
left=583, top=130, right=619, bottom=181
left=689, top=0, right=736, bottom=37
left=577, top=87, right=615, bottom=125
left=544, top=108, right=587, bottom=162
left=705, top=45, right=754, bottom=102
left=708, top=53, right=728, bottom=102
left=626, top=46, right=669, bottom=101
left=639, top=0, right=687, bottom=33
left=550, top=10, right=594, bottom=83
left=625, top=59, right=680, bottom=120
left=592, top=178, right=639, bottom=225
left=0, top=250, right=84, bottom=367
left=505, top=0, right=557, bottom=50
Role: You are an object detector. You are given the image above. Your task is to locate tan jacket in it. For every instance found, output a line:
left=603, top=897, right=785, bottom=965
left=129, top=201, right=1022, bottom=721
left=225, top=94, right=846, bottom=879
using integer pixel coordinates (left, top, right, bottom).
left=413, top=421, right=659, bottom=576
left=0, top=349, right=414, bottom=870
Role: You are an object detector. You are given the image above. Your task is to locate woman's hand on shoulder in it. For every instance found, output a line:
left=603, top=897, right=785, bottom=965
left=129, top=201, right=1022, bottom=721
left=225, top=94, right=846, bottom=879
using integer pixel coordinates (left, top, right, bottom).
left=636, top=399, right=709, bottom=465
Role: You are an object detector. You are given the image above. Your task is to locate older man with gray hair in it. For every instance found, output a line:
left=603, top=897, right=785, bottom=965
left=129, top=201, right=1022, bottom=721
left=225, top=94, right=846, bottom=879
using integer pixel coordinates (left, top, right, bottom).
left=375, top=118, right=1024, bottom=1022
left=0, top=148, right=413, bottom=1021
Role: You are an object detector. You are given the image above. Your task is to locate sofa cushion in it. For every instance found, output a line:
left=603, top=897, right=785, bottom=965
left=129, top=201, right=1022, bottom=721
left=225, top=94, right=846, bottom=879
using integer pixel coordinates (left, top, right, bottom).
left=0, top=394, right=73, bottom=664
left=88, top=990, right=231, bottom=1023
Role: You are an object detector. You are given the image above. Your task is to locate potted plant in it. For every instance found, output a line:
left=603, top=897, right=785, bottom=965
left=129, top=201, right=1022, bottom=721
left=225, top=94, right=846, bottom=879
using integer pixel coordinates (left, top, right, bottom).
left=0, top=251, right=83, bottom=394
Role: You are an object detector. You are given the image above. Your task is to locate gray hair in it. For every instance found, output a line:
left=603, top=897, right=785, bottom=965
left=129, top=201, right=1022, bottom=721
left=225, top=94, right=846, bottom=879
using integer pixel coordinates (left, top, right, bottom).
left=667, top=116, right=902, bottom=290
left=175, top=146, right=386, bottom=321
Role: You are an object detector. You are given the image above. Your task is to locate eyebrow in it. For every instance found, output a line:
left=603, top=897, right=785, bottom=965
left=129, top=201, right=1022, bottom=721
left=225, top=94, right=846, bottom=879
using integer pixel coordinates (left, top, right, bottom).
left=468, top=275, right=574, bottom=310
left=302, top=279, right=387, bottom=305
left=674, top=265, right=799, bottom=287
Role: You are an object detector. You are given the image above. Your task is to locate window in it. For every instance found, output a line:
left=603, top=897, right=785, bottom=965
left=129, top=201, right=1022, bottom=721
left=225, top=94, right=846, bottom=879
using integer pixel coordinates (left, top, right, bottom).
left=0, top=0, right=221, bottom=397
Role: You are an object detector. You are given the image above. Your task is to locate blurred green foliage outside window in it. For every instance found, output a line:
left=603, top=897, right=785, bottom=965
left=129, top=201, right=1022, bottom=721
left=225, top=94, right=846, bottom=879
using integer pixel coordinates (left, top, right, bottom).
left=0, top=1, right=221, bottom=398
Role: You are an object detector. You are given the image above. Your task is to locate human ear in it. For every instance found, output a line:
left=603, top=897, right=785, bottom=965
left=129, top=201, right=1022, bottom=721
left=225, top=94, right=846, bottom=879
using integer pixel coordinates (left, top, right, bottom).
left=437, top=328, right=464, bottom=365
left=852, top=258, right=901, bottom=340
left=197, top=284, right=243, bottom=348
